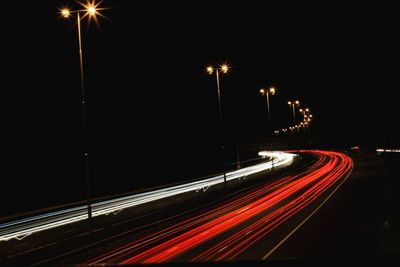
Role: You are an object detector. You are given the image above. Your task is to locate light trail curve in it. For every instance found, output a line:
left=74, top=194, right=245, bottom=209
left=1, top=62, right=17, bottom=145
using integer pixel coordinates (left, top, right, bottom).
left=85, top=150, right=352, bottom=264
left=0, top=151, right=294, bottom=242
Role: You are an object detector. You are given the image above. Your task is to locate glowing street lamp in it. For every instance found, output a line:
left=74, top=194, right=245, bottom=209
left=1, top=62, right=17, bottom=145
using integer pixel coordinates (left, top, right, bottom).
left=306, top=114, right=313, bottom=128
left=61, top=9, right=71, bottom=18
left=259, top=87, right=276, bottom=132
left=87, top=5, right=96, bottom=16
left=295, top=125, right=300, bottom=134
left=288, top=100, right=300, bottom=125
left=206, top=64, right=230, bottom=189
left=303, top=121, right=310, bottom=134
left=299, top=108, right=310, bottom=120
left=300, top=122, right=306, bottom=134
left=303, top=114, right=312, bottom=124
left=58, top=1, right=107, bottom=230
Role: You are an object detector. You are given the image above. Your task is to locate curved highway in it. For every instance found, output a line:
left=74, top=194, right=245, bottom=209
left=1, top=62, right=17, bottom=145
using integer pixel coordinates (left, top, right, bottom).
left=84, top=150, right=353, bottom=264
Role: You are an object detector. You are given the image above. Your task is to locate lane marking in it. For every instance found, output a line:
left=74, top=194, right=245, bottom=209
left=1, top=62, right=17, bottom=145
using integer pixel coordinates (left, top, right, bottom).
left=219, top=246, right=228, bottom=252
left=262, top=161, right=354, bottom=260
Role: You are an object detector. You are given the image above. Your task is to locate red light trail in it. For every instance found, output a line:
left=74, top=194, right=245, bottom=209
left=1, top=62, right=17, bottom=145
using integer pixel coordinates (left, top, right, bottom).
left=86, top=150, right=353, bottom=264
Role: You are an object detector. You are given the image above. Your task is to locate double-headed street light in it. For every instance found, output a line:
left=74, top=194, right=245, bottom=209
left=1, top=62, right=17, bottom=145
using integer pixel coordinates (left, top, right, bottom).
left=206, top=64, right=230, bottom=189
left=288, top=100, right=300, bottom=125
left=300, top=122, right=306, bottom=134
left=259, top=87, right=276, bottom=132
left=59, top=1, right=106, bottom=230
left=295, top=125, right=300, bottom=135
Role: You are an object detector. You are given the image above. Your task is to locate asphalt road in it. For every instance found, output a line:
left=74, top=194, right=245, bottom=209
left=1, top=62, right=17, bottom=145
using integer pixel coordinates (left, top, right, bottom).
left=0, top=152, right=305, bottom=266
left=74, top=151, right=351, bottom=265
left=269, top=150, right=400, bottom=262
left=50, top=150, right=353, bottom=265
left=3, top=149, right=398, bottom=267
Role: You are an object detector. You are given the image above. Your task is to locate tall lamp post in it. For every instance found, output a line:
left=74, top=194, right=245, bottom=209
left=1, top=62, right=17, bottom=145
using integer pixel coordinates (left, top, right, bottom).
left=259, top=87, right=276, bottom=132
left=300, top=122, right=306, bottom=134
left=305, top=114, right=313, bottom=133
left=288, top=100, right=300, bottom=125
left=59, top=1, right=105, bottom=230
left=207, top=64, right=229, bottom=189
left=289, top=126, right=294, bottom=135
left=295, top=125, right=300, bottom=135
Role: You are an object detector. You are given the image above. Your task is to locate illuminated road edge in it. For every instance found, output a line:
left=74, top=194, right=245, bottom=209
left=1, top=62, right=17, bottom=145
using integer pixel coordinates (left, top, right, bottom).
left=0, top=151, right=295, bottom=242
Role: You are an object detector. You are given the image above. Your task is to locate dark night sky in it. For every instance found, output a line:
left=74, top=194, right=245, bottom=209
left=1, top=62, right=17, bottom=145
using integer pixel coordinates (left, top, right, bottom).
left=3, top=1, right=399, bottom=137
left=1, top=1, right=399, bottom=215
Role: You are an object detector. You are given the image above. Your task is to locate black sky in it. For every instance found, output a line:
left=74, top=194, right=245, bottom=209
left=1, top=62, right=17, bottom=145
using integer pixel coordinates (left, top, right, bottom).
left=1, top=1, right=399, bottom=214
left=3, top=1, right=399, bottom=138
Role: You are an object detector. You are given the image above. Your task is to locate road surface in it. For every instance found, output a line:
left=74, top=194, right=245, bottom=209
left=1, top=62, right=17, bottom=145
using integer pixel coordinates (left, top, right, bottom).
left=64, top=150, right=353, bottom=265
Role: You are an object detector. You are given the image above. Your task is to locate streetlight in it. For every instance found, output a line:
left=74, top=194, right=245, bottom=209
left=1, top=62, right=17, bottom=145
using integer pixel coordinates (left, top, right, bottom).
left=303, top=114, right=312, bottom=124
left=259, top=87, right=276, bottom=132
left=295, top=125, right=300, bottom=135
left=299, top=108, right=310, bottom=121
left=303, top=121, right=310, bottom=135
left=206, top=64, right=230, bottom=189
left=300, top=122, right=306, bottom=134
left=59, top=1, right=107, bottom=230
left=306, top=114, right=313, bottom=131
left=288, top=100, right=300, bottom=125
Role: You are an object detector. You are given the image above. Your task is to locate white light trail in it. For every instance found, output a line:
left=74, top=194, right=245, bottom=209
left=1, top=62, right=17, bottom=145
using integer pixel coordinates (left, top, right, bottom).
left=0, top=151, right=295, bottom=242
left=376, top=148, right=400, bottom=154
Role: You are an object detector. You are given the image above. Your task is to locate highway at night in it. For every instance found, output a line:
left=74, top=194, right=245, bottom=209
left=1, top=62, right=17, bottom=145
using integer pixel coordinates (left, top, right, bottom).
left=3, top=1, right=400, bottom=266
left=0, top=152, right=293, bottom=243
left=78, top=150, right=352, bottom=264
left=3, top=148, right=398, bottom=267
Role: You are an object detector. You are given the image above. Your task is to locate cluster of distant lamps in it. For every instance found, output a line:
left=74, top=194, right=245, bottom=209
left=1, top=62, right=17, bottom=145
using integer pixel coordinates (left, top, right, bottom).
left=259, top=88, right=314, bottom=137
left=57, top=1, right=313, bottom=230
